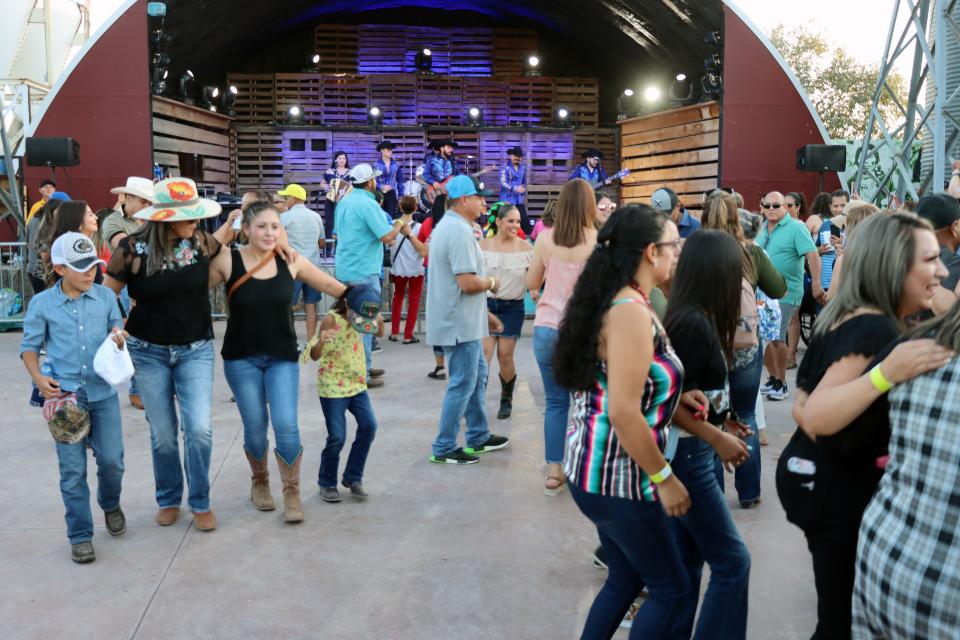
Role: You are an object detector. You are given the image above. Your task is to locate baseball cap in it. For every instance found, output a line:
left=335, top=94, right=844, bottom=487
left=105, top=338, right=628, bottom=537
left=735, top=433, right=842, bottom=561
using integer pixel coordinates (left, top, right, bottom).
left=346, top=284, right=382, bottom=335
left=348, top=163, right=383, bottom=184
left=651, top=187, right=679, bottom=213
left=915, top=193, right=960, bottom=230
left=50, top=191, right=71, bottom=202
left=277, top=184, right=307, bottom=201
left=446, top=175, right=495, bottom=199
left=51, top=232, right=106, bottom=273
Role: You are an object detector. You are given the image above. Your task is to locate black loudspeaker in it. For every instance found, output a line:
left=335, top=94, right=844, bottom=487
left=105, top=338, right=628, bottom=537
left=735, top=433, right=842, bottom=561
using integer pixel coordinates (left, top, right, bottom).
left=25, top=137, right=80, bottom=167
left=796, top=144, right=846, bottom=172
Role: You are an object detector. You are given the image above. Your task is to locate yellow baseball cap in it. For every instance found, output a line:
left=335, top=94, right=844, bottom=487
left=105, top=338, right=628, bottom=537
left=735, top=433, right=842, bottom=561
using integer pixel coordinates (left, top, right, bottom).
left=277, top=184, right=307, bottom=201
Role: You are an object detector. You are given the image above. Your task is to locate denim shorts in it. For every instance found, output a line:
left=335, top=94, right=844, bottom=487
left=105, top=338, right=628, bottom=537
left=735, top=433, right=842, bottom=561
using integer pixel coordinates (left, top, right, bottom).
left=777, top=302, right=797, bottom=342
left=487, top=298, right=525, bottom=339
left=291, top=279, right=322, bottom=305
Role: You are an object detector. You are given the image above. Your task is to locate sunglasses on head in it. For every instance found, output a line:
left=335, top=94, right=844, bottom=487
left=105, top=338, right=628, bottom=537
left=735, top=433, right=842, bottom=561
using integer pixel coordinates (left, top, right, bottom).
left=761, top=203, right=782, bottom=209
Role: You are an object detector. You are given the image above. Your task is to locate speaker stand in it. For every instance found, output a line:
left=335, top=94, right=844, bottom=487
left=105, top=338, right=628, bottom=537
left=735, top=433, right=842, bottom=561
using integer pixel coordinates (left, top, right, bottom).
left=818, top=171, right=824, bottom=195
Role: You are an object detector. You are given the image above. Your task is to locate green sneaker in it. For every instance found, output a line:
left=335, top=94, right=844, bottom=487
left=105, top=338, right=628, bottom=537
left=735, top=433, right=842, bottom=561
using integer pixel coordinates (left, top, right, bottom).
left=430, top=448, right=479, bottom=464
left=464, top=435, right=510, bottom=455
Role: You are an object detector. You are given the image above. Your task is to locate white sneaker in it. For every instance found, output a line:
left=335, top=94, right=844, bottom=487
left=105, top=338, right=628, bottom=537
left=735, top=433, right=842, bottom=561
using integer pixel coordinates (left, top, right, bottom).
left=760, top=376, right=778, bottom=395
left=766, top=380, right=789, bottom=401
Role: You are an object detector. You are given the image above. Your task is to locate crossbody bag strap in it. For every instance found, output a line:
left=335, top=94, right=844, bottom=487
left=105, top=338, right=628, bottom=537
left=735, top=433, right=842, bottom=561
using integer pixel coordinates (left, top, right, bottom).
left=227, top=251, right=276, bottom=299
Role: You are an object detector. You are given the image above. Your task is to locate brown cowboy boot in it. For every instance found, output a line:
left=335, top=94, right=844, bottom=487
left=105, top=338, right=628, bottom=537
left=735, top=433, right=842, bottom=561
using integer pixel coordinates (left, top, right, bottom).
left=275, top=449, right=304, bottom=523
left=244, top=450, right=275, bottom=511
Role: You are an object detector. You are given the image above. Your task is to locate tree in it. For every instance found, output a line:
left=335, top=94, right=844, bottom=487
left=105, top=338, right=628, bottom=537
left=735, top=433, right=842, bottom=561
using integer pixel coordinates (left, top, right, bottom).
left=769, top=24, right=908, bottom=140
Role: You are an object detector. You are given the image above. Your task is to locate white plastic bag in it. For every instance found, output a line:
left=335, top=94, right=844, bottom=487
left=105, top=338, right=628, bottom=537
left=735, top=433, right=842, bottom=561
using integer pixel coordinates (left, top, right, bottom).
left=93, top=334, right=135, bottom=388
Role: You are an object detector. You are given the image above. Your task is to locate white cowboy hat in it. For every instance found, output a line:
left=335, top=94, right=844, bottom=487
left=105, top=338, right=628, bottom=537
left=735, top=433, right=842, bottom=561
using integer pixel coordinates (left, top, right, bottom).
left=133, top=177, right=222, bottom=222
left=348, top=163, right=382, bottom=184
left=110, top=177, right=155, bottom=202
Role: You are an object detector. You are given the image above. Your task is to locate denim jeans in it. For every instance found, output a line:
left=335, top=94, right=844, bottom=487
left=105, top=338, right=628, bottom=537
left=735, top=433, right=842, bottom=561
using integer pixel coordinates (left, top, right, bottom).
left=345, top=275, right=381, bottom=381
left=55, top=391, right=124, bottom=543
left=715, top=347, right=762, bottom=506
left=432, top=340, right=491, bottom=456
left=672, top=437, right=751, bottom=639
left=568, top=483, right=692, bottom=639
left=533, top=326, right=568, bottom=464
left=318, top=392, right=378, bottom=487
left=127, top=336, right=214, bottom=513
left=223, top=355, right=302, bottom=465
left=118, top=286, right=139, bottom=397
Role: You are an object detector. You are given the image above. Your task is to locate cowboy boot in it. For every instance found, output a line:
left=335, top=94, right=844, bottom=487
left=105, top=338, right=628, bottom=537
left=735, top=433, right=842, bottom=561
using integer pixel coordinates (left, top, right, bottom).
left=497, top=374, right=516, bottom=420
left=244, top=450, right=275, bottom=511
left=275, top=449, right=304, bottom=523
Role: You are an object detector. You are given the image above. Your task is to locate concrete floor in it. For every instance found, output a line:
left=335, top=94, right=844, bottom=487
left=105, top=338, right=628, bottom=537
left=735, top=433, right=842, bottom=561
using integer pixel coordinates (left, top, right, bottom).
left=0, top=326, right=815, bottom=640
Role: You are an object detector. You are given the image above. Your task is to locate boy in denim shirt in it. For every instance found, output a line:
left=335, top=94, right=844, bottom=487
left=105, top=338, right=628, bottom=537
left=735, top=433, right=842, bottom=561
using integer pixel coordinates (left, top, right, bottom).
left=21, top=232, right=127, bottom=563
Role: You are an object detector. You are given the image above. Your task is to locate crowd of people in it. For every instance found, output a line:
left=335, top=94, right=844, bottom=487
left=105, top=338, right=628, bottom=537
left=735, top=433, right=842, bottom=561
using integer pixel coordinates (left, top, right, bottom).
left=16, top=156, right=960, bottom=639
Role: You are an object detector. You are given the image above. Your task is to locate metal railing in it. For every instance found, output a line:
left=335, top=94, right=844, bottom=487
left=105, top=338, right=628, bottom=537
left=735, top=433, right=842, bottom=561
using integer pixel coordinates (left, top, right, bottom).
left=0, top=242, right=30, bottom=329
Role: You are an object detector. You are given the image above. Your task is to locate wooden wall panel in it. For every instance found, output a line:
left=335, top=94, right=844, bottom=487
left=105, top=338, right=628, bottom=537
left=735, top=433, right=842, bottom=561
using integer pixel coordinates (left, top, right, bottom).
left=152, top=97, right=232, bottom=193
left=553, top=77, right=600, bottom=128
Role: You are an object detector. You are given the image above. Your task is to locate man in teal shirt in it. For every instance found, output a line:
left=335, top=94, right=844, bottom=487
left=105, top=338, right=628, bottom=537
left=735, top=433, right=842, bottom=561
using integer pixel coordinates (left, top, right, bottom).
left=334, top=163, right=405, bottom=386
left=756, top=190, right=821, bottom=400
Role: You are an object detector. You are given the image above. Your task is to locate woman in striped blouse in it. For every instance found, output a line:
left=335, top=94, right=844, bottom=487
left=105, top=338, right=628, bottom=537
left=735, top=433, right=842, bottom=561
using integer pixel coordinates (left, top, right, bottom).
left=554, top=205, right=693, bottom=639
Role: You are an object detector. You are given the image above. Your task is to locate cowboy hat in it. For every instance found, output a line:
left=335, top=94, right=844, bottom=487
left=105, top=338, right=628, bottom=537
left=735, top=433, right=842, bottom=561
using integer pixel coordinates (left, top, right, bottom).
left=133, top=177, right=222, bottom=222
left=506, top=146, right=524, bottom=157
left=433, top=139, right=459, bottom=149
left=376, top=140, right=396, bottom=151
left=110, top=177, right=155, bottom=202
left=581, top=148, right=604, bottom=160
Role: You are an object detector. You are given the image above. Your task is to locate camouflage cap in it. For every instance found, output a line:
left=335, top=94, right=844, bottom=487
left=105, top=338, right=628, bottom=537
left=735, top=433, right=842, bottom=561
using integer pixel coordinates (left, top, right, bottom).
left=44, top=395, right=90, bottom=444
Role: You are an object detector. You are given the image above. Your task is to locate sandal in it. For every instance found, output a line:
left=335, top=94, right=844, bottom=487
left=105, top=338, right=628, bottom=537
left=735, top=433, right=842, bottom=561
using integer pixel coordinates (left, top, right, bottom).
left=428, top=366, right=447, bottom=380
left=544, top=474, right=567, bottom=497
left=403, top=337, right=420, bottom=344
left=388, top=335, right=399, bottom=342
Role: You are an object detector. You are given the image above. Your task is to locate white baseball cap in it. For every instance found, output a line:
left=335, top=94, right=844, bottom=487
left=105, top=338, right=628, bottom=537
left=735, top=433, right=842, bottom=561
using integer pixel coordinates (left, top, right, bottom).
left=51, top=232, right=106, bottom=273
left=348, top=163, right=382, bottom=184
left=110, top=176, right=155, bottom=202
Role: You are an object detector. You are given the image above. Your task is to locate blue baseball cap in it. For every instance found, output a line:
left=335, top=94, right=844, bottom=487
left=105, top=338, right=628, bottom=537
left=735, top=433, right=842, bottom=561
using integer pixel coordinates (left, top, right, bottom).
left=50, top=191, right=71, bottom=201
left=346, top=284, right=382, bottom=335
left=445, top=175, right=495, bottom=199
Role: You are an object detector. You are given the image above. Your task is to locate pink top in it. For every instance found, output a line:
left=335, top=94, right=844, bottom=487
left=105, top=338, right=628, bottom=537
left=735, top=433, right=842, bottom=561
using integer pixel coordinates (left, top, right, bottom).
left=531, top=219, right=547, bottom=241
left=534, top=258, right=586, bottom=329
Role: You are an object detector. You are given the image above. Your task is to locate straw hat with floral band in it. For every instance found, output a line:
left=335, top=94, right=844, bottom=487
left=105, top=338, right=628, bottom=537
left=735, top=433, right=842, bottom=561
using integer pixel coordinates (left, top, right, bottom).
left=133, top=177, right=222, bottom=222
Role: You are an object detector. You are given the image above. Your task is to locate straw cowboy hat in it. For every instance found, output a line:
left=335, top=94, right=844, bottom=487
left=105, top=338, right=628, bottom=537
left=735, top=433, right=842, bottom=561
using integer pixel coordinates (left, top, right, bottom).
left=133, top=177, right=222, bottom=222
left=110, top=177, right=156, bottom=202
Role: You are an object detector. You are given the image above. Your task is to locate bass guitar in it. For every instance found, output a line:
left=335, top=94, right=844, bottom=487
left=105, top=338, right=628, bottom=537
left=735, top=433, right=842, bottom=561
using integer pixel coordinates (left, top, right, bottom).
left=419, top=165, right=496, bottom=212
left=585, top=168, right=631, bottom=189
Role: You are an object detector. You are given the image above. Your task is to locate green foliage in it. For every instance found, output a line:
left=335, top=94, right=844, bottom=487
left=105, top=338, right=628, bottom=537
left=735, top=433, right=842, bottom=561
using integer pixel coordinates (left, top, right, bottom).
left=769, top=24, right=908, bottom=140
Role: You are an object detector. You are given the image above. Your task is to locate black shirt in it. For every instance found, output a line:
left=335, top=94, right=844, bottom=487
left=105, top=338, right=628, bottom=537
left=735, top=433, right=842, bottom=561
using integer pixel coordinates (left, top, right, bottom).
left=666, top=306, right=729, bottom=425
left=107, top=231, right=221, bottom=346
left=221, top=250, right=298, bottom=361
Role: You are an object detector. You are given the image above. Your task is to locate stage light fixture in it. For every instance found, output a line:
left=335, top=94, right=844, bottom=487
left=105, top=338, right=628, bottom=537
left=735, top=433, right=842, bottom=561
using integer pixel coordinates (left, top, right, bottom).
left=643, top=86, right=662, bottom=103
left=178, top=70, right=195, bottom=104
left=152, top=52, right=171, bottom=68
left=415, top=48, right=433, bottom=73
left=151, top=28, right=171, bottom=47
left=209, top=105, right=218, bottom=113
left=287, top=105, right=304, bottom=124
left=367, top=106, right=383, bottom=126
left=202, top=85, right=220, bottom=109
left=705, top=53, right=721, bottom=73
left=676, top=73, right=687, bottom=82
left=617, top=89, right=640, bottom=119
left=705, top=31, right=722, bottom=47
left=554, top=106, right=572, bottom=127
left=221, top=85, right=238, bottom=116
left=670, top=74, right=695, bottom=107
left=467, top=106, right=483, bottom=126
left=524, top=55, right=541, bottom=76
left=306, top=53, right=321, bottom=71
left=151, top=69, right=169, bottom=96
left=701, top=73, right=722, bottom=102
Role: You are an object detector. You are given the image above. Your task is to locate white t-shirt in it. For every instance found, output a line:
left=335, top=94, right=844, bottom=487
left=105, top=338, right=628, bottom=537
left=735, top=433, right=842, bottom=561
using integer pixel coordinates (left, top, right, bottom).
left=280, top=204, right=324, bottom=266
left=390, top=222, right=424, bottom=277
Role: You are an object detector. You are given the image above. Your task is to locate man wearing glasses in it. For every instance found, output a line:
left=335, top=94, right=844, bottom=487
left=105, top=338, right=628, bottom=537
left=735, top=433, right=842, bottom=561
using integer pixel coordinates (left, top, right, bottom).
left=756, top=191, right=822, bottom=401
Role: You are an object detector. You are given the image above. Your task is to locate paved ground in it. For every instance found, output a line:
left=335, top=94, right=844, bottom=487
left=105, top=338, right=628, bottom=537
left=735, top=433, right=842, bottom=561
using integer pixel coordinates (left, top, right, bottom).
left=0, top=325, right=814, bottom=639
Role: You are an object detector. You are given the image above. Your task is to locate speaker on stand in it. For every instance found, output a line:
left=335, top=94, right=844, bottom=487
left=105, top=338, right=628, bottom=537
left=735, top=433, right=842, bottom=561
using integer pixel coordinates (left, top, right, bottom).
left=796, top=144, right=846, bottom=194
left=25, top=137, right=80, bottom=187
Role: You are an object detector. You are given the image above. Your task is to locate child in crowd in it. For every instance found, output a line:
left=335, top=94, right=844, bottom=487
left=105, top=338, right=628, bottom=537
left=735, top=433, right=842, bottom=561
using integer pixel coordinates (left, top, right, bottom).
left=306, top=284, right=383, bottom=503
left=20, top=232, right=128, bottom=563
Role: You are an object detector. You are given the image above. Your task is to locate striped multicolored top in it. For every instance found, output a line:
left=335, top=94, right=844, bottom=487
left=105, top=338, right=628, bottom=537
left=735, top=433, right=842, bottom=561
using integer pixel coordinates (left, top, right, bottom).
left=564, top=296, right=684, bottom=501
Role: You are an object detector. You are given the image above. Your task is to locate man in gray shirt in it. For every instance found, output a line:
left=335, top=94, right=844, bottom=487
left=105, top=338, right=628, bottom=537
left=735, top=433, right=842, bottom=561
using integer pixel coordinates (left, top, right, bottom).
left=278, top=183, right=325, bottom=342
left=426, top=175, right=510, bottom=465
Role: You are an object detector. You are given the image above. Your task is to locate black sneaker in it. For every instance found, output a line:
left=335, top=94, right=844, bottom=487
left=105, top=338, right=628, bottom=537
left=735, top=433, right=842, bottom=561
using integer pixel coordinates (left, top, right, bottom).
left=592, top=545, right=607, bottom=570
left=464, top=435, right=510, bottom=455
left=71, top=541, right=96, bottom=563
left=759, top=375, right=778, bottom=395
left=104, top=507, right=126, bottom=536
left=430, top=448, right=479, bottom=464
left=767, top=379, right=789, bottom=401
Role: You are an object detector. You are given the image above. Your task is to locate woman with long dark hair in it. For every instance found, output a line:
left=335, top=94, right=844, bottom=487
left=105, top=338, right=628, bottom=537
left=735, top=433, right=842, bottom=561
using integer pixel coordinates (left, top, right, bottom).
left=26, top=199, right=62, bottom=293
left=324, top=150, right=351, bottom=237
left=777, top=212, right=951, bottom=638
left=662, top=230, right=752, bottom=639
left=51, top=201, right=103, bottom=284
left=528, top=178, right=597, bottom=495
left=555, top=205, right=691, bottom=639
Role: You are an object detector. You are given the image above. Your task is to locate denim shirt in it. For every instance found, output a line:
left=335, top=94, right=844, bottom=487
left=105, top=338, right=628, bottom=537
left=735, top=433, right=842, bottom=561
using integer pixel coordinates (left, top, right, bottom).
left=20, top=282, right=123, bottom=402
left=499, top=163, right=527, bottom=205
left=569, top=163, right=607, bottom=188
left=422, top=154, right=457, bottom=186
left=374, top=159, right=403, bottom=192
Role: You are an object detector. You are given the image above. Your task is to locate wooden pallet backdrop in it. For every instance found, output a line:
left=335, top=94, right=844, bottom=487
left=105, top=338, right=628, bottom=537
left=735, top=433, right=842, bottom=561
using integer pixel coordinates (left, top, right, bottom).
left=152, top=97, right=232, bottom=193
left=225, top=72, right=599, bottom=128
left=618, top=101, right=720, bottom=211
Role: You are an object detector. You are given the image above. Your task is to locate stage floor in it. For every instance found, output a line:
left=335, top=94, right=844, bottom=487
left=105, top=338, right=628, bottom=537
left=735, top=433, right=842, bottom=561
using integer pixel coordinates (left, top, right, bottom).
left=0, top=325, right=815, bottom=639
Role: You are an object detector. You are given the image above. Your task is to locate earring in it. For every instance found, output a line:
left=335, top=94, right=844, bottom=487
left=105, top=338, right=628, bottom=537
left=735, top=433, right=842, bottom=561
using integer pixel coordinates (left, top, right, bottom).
left=653, top=260, right=660, bottom=269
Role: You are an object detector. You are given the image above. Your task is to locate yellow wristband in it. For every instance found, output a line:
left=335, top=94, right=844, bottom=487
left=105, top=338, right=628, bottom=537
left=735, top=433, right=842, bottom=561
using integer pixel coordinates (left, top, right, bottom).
left=869, top=365, right=894, bottom=393
left=650, top=463, right=672, bottom=485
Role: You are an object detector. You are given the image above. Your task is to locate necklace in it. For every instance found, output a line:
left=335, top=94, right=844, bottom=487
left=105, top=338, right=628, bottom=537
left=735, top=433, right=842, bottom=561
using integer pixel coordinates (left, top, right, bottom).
left=628, top=280, right=650, bottom=302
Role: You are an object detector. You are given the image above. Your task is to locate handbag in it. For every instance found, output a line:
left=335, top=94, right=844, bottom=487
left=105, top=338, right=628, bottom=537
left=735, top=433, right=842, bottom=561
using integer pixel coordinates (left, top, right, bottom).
left=93, top=334, right=135, bottom=388
left=775, top=428, right=819, bottom=531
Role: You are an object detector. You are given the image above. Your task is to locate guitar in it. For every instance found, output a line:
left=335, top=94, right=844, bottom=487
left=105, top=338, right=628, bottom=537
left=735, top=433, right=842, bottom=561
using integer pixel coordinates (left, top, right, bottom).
left=585, top=168, right=631, bottom=189
left=419, top=165, right=496, bottom=211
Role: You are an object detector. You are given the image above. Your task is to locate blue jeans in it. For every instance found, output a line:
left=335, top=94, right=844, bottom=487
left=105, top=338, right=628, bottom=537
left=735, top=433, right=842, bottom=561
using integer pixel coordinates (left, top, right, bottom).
left=223, top=355, right=302, bottom=465
left=118, top=286, right=139, bottom=397
left=569, top=484, right=692, bottom=639
left=55, top=392, right=124, bottom=544
left=318, top=392, right=378, bottom=487
left=345, top=275, right=381, bottom=381
left=533, top=326, right=568, bottom=464
left=715, top=348, right=762, bottom=506
left=432, top=340, right=491, bottom=456
left=672, top=437, right=751, bottom=639
left=127, top=336, right=215, bottom=513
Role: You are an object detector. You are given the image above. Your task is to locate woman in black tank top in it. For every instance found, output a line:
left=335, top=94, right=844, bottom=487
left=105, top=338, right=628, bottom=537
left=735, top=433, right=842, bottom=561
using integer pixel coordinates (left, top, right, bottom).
left=209, top=202, right=346, bottom=523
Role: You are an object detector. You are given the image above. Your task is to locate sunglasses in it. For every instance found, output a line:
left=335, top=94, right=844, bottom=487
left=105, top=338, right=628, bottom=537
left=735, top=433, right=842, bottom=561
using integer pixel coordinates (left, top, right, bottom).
left=760, top=203, right=783, bottom=209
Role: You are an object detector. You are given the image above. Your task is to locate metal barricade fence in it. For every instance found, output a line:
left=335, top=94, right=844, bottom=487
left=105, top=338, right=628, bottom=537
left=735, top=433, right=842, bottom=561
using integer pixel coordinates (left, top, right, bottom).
left=0, top=242, right=30, bottom=330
